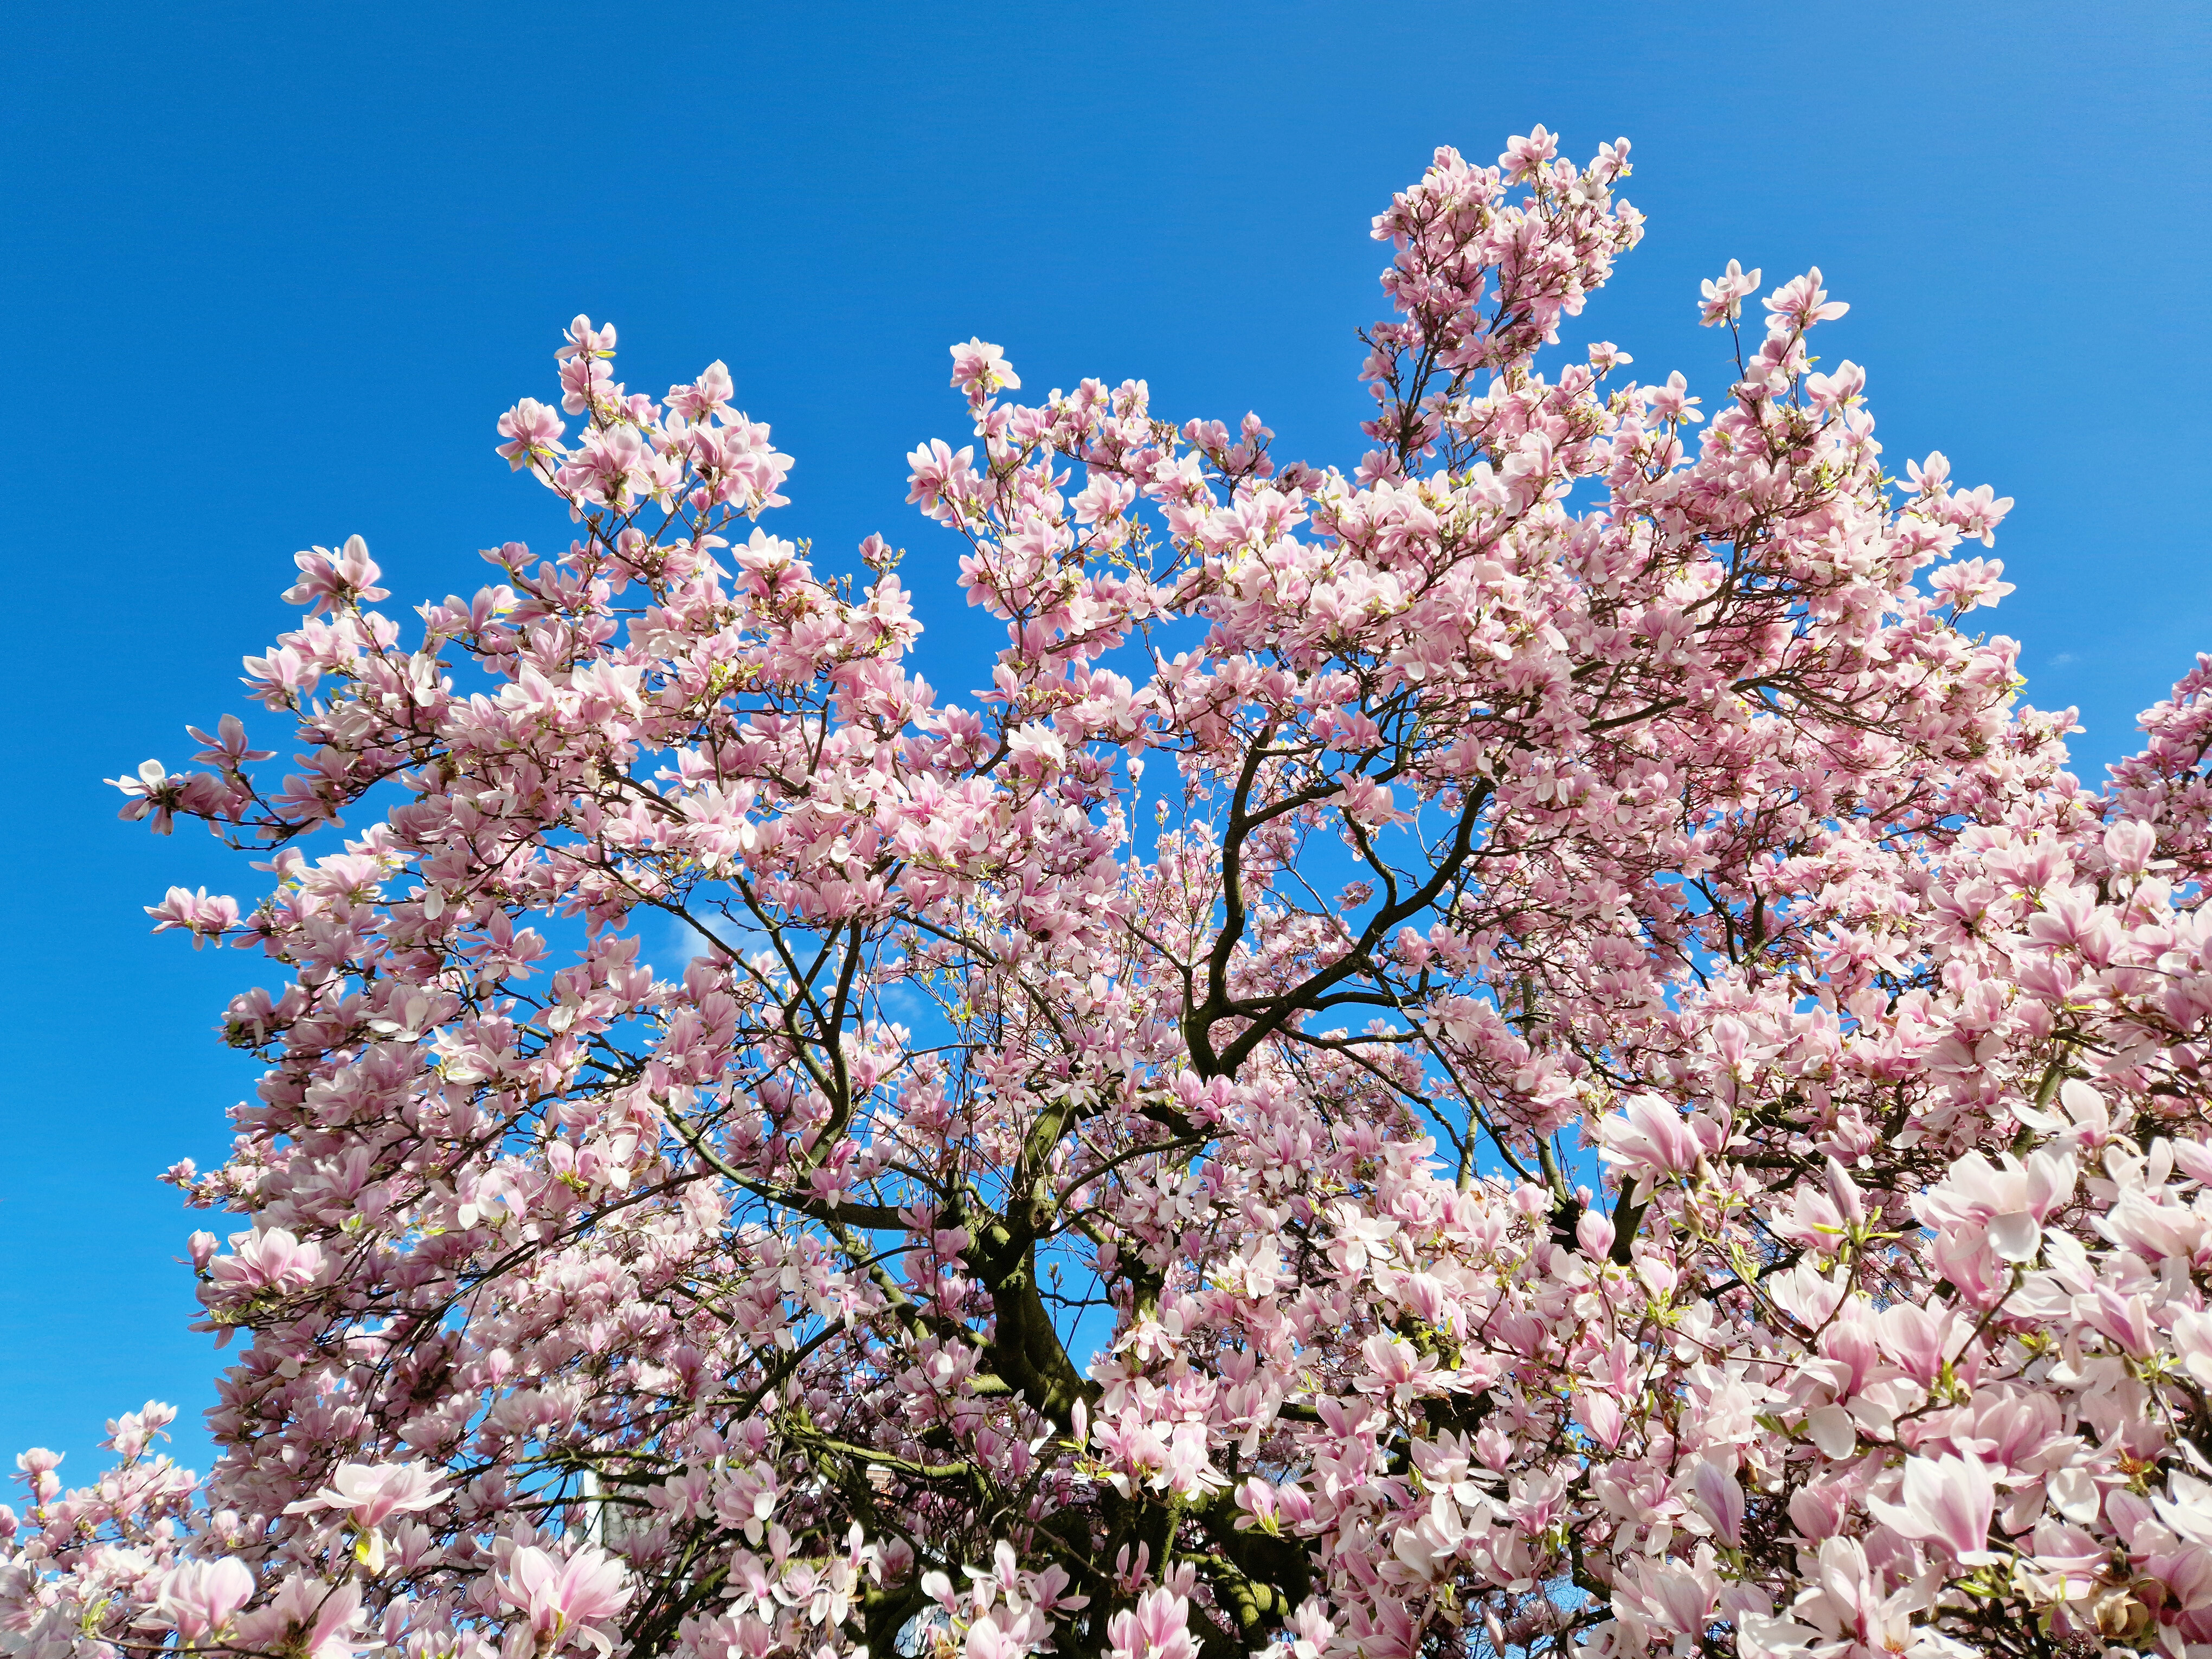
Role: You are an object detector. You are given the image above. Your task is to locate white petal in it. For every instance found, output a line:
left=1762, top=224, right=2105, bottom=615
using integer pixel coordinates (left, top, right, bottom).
left=1806, top=1404, right=1857, bottom=1459
left=2049, top=1467, right=2100, bottom=1524
left=1989, top=1211, right=2041, bottom=1262
left=1849, top=1395, right=1895, bottom=1439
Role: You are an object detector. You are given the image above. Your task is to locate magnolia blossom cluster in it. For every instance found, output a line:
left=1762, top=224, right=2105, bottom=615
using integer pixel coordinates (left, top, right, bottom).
left=8, top=128, right=2211, bottom=1659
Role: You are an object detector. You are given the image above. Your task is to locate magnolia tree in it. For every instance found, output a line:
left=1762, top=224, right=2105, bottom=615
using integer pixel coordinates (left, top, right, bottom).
left=9, top=126, right=2212, bottom=1659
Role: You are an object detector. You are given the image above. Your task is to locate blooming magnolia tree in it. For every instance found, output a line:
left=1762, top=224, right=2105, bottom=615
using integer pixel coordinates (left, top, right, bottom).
left=10, top=126, right=2212, bottom=1659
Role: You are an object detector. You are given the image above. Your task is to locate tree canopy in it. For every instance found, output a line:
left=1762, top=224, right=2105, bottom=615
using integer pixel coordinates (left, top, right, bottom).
left=10, top=128, right=2212, bottom=1659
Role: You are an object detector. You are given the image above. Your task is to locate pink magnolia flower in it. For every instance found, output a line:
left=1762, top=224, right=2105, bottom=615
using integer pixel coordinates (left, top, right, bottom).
left=285, top=1459, right=448, bottom=1531
left=153, top=1558, right=254, bottom=1643
left=496, top=397, right=567, bottom=472
left=964, top=1618, right=1033, bottom=1659
left=1697, top=259, right=1760, bottom=325
left=108, top=757, right=182, bottom=834
left=1105, top=1587, right=1198, bottom=1659
left=1947, top=482, right=2014, bottom=546
left=1356, top=1332, right=1447, bottom=1406
left=188, top=713, right=274, bottom=768
left=145, top=885, right=239, bottom=948
left=13, top=1448, right=60, bottom=1506
left=1928, top=556, right=2016, bottom=613
left=1804, top=358, right=1866, bottom=410
left=1689, top=1459, right=1744, bottom=1546
left=232, top=1575, right=363, bottom=1659
left=1599, top=1096, right=1701, bottom=1178
left=949, top=338, right=1020, bottom=400
left=205, top=1227, right=324, bottom=1295
left=1869, top=1453, right=2001, bottom=1564
left=2104, top=819, right=2159, bottom=876
left=1761, top=267, right=1850, bottom=333
left=496, top=1544, right=633, bottom=1654
left=283, top=535, right=389, bottom=614
left=1914, top=1146, right=2075, bottom=1264
left=101, top=1401, right=176, bottom=1459
left=668, top=360, right=735, bottom=423
left=1499, top=124, right=1559, bottom=181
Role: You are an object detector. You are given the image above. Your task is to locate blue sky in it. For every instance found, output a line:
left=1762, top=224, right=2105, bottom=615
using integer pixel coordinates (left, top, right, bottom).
left=2, top=2, right=2205, bottom=1479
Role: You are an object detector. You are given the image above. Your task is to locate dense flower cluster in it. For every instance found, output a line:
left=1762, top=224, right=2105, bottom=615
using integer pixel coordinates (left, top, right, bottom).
left=9, top=128, right=2212, bottom=1659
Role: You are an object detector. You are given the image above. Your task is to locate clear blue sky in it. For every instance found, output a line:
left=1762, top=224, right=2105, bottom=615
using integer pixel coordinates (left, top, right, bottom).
left=3, top=3, right=2205, bottom=1478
